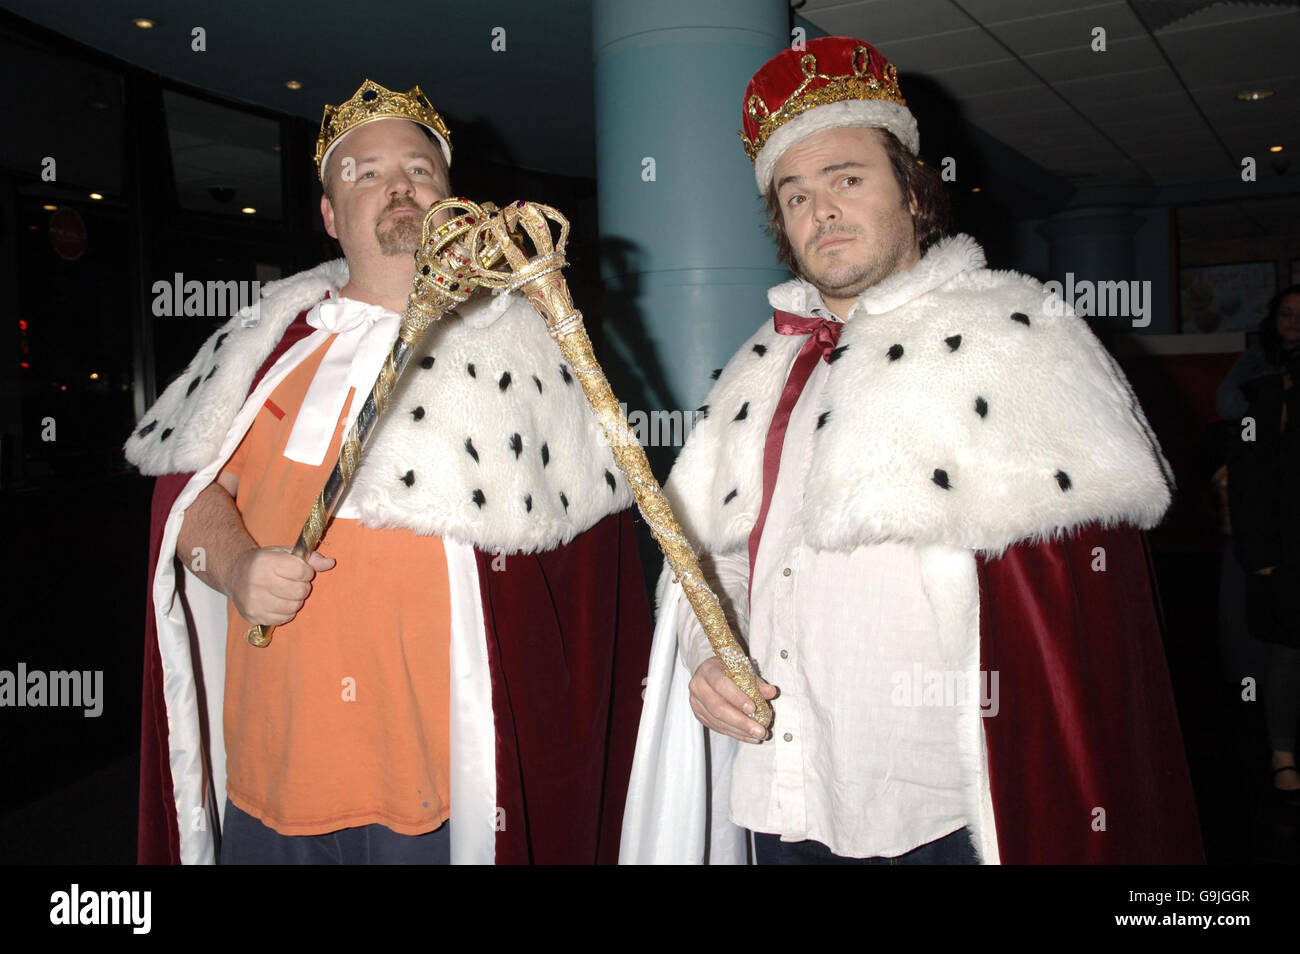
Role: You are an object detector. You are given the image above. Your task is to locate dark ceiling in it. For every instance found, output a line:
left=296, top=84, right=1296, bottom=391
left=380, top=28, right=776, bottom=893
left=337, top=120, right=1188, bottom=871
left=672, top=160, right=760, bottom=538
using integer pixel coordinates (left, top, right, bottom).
left=3, top=0, right=1298, bottom=193
left=0, top=0, right=597, bottom=175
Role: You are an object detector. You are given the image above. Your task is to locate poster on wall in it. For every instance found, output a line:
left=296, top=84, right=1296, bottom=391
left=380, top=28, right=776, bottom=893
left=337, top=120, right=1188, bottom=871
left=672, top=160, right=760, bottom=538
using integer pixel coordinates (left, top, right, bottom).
left=1179, top=261, right=1276, bottom=333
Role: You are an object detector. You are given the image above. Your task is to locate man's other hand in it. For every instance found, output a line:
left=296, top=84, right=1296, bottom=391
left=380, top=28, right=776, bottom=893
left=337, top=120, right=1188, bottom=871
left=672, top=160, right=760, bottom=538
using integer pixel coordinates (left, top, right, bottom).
left=229, top=547, right=336, bottom=627
left=688, top=657, right=778, bottom=743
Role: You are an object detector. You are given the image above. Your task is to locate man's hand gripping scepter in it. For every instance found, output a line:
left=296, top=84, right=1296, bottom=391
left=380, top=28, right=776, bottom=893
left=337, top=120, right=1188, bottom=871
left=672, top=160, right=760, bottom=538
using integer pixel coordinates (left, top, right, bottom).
left=465, top=201, right=773, bottom=728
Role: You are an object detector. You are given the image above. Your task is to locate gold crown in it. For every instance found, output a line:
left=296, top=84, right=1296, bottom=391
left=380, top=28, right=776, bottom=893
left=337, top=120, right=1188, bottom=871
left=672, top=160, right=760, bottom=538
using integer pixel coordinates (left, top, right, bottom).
left=739, top=46, right=905, bottom=163
left=315, top=79, right=452, bottom=181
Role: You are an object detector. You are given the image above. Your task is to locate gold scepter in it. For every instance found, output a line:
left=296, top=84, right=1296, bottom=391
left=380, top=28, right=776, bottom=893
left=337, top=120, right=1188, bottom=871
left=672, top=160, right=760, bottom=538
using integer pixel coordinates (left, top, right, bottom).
left=247, top=197, right=501, bottom=647
left=466, top=201, right=773, bottom=727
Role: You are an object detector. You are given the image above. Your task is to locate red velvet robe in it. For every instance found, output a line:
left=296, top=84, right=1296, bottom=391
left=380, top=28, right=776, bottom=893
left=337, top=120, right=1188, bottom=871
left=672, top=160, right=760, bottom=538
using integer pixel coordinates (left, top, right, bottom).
left=978, top=524, right=1203, bottom=863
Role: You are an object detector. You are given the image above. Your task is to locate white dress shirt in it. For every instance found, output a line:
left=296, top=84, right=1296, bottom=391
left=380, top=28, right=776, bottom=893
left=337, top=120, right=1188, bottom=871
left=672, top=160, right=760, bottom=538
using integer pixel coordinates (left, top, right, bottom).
left=678, top=285, right=970, bottom=859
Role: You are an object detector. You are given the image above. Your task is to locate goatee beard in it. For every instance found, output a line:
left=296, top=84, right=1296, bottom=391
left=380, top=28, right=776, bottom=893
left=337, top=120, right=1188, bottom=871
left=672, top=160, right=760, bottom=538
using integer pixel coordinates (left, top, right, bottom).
left=377, top=215, right=421, bottom=256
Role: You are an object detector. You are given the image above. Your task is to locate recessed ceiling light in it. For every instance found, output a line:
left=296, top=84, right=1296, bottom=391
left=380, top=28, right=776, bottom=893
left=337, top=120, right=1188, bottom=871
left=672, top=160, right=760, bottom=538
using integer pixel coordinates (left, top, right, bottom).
left=134, top=18, right=155, bottom=29
left=971, top=186, right=982, bottom=193
left=240, top=207, right=256, bottom=214
left=285, top=80, right=303, bottom=91
left=89, top=192, right=104, bottom=200
left=89, top=372, right=99, bottom=380
left=1236, top=89, right=1274, bottom=101
left=1269, top=145, right=1284, bottom=152
left=42, top=204, right=57, bottom=211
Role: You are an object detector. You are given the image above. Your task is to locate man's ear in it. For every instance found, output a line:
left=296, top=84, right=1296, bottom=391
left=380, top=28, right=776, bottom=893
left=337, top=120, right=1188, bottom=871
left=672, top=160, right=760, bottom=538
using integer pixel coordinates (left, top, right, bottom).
left=907, top=188, right=919, bottom=218
left=320, top=193, right=337, bottom=239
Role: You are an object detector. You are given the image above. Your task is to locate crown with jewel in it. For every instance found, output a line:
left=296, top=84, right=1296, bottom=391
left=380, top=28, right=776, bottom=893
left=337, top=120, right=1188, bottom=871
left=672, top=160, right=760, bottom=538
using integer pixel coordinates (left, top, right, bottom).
left=739, top=37, right=917, bottom=192
left=315, top=79, right=452, bottom=182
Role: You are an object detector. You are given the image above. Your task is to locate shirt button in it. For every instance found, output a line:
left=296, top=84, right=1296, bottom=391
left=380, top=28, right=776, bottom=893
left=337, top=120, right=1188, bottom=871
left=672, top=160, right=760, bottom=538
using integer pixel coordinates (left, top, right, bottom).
left=780, top=649, right=789, bottom=659
left=782, top=567, right=791, bottom=577
left=783, top=732, right=793, bottom=742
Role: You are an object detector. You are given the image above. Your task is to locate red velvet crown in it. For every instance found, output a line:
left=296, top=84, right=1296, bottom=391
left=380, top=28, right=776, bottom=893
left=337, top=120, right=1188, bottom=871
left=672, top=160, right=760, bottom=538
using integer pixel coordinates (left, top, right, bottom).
left=739, top=37, right=917, bottom=191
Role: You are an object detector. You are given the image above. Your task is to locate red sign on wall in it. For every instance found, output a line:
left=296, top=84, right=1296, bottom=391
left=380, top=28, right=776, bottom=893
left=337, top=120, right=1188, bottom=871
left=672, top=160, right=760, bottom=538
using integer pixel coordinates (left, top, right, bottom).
left=49, top=208, right=86, bottom=262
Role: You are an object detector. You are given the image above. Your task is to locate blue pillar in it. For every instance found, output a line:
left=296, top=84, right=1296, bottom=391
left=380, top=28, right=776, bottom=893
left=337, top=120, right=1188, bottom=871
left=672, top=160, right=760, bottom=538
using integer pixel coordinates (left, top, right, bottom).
left=1037, top=181, right=1170, bottom=336
left=592, top=0, right=788, bottom=432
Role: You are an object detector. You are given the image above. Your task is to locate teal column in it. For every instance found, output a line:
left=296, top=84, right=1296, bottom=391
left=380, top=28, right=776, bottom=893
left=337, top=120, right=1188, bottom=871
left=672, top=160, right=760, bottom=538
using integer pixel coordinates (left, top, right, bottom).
left=1037, top=181, right=1168, bottom=336
left=592, top=0, right=788, bottom=437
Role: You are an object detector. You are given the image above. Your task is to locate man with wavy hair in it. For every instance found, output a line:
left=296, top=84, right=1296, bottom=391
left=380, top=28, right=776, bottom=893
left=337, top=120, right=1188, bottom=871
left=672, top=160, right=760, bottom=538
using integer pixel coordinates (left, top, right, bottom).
left=622, top=37, right=1202, bottom=865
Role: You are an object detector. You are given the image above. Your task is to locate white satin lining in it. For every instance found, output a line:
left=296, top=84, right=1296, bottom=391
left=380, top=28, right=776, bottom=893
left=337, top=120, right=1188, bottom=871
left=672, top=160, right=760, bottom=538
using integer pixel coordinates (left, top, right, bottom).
left=283, top=297, right=400, bottom=469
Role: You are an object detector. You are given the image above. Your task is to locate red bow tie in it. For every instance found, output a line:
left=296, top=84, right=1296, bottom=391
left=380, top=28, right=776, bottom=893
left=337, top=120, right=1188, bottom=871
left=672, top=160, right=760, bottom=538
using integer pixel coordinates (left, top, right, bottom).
left=773, top=309, right=843, bottom=358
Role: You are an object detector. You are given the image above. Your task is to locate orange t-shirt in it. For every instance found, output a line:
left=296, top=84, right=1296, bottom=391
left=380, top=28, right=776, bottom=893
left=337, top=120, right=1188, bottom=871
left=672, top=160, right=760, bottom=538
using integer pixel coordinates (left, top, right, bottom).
left=219, top=333, right=452, bottom=836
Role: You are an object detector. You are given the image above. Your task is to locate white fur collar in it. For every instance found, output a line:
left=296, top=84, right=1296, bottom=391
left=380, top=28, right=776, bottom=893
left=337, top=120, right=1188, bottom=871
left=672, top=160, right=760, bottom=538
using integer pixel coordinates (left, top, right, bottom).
left=665, top=236, right=1173, bottom=556
left=767, top=233, right=987, bottom=317
left=124, top=259, right=633, bottom=553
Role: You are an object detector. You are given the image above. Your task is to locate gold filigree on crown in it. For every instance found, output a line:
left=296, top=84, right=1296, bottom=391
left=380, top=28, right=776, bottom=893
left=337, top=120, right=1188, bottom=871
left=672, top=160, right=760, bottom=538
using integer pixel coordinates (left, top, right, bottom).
left=738, top=46, right=905, bottom=162
left=314, top=79, right=452, bottom=180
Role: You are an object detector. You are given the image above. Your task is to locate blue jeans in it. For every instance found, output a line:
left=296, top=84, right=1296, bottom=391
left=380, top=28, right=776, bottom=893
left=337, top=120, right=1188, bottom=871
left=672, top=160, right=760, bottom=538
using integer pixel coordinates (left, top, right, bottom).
left=219, top=798, right=451, bottom=865
left=753, top=826, right=978, bottom=865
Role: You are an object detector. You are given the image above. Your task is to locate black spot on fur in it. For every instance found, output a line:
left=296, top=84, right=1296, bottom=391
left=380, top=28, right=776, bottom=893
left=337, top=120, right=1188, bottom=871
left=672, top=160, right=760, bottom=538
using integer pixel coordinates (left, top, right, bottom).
left=214, top=332, right=228, bottom=352
left=723, top=489, right=738, bottom=504
left=816, top=410, right=831, bottom=430
left=532, top=373, right=542, bottom=394
left=974, top=397, right=988, bottom=418
left=160, top=428, right=173, bottom=442
left=499, top=371, right=511, bottom=391
left=467, top=362, right=476, bottom=377
left=205, top=364, right=219, bottom=381
left=420, top=356, right=435, bottom=370
left=472, top=489, right=486, bottom=508
left=1055, top=470, right=1072, bottom=491
left=509, top=433, right=523, bottom=458
left=697, top=404, right=709, bottom=420
left=137, top=421, right=157, bottom=438
left=465, top=438, right=479, bottom=463
left=932, top=468, right=951, bottom=490
left=1011, top=312, right=1030, bottom=326
left=560, top=364, right=573, bottom=385
left=541, top=442, right=550, bottom=467
left=605, top=469, right=616, bottom=492
left=752, top=344, right=767, bottom=356
left=828, top=345, right=850, bottom=364
left=401, top=470, right=415, bottom=487
left=411, top=406, right=425, bottom=421
left=524, top=493, right=533, bottom=513
left=559, top=492, right=569, bottom=511
left=186, top=376, right=201, bottom=397
left=733, top=402, right=749, bottom=422
left=886, top=343, right=904, bottom=361
left=711, top=368, right=722, bottom=380
left=945, top=335, right=961, bottom=352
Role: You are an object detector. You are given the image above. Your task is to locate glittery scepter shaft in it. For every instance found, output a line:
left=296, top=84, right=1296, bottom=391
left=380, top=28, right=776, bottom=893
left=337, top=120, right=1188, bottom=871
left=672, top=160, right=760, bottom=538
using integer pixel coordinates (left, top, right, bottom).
left=247, top=198, right=500, bottom=647
left=467, top=201, right=773, bottom=727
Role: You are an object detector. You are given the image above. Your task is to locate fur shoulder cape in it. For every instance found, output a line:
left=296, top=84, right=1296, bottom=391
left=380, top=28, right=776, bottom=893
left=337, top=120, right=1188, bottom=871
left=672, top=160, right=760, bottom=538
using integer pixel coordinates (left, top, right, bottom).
left=665, top=234, right=1173, bottom=556
left=124, top=259, right=634, bottom=554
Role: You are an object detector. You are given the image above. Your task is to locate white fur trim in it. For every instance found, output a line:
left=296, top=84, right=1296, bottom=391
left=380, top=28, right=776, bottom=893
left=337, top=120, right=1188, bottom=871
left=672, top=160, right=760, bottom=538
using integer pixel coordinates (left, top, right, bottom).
left=665, top=234, right=1173, bottom=557
left=754, top=99, right=919, bottom=192
left=125, top=260, right=634, bottom=554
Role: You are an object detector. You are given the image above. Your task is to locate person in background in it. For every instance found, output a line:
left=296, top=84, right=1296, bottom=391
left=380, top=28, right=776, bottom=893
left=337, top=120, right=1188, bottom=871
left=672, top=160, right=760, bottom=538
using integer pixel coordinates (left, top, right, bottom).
left=1224, top=285, right=1300, bottom=795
